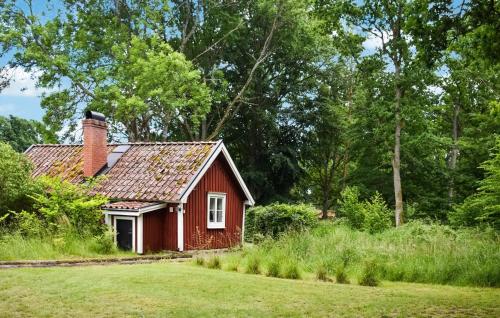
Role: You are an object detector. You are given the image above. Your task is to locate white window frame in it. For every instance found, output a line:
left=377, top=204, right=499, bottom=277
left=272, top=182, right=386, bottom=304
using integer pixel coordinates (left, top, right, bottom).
left=113, top=216, right=136, bottom=252
left=207, top=193, right=226, bottom=229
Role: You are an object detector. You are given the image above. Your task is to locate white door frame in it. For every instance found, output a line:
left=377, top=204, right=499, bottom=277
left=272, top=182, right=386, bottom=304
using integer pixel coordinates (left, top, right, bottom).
left=113, top=216, right=136, bottom=252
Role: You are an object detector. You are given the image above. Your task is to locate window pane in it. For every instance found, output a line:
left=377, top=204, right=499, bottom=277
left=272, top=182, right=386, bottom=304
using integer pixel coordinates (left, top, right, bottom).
left=217, top=198, right=223, bottom=211
left=209, top=198, right=216, bottom=211
left=217, top=210, right=222, bottom=222
left=209, top=210, right=214, bottom=222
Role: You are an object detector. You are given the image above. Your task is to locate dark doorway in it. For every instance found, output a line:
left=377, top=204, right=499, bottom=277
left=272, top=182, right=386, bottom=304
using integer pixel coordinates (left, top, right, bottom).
left=116, top=218, right=133, bottom=251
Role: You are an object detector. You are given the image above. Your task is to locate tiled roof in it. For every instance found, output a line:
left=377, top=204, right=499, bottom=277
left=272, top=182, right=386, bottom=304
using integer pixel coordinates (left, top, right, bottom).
left=102, top=201, right=162, bottom=210
left=25, top=145, right=115, bottom=184
left=25, top=141, right=220, bottom=202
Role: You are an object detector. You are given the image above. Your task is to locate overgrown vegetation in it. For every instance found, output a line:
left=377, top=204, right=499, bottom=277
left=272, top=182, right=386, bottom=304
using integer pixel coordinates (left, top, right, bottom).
left=0, top=142, right=123, bottom=260
left=220, top=222, right=500, bottom=287
left=244, top=203, right=318, bottom=241
left=337, top=187, right=393, bottom=233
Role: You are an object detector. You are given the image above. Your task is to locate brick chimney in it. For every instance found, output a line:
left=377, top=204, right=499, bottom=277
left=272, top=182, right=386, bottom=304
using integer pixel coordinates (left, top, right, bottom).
left=83, top=111, right=107, bottom=177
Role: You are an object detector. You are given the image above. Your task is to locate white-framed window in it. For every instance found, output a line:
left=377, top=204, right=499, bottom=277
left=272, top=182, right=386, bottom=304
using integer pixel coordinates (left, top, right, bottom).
left=207, top=193, right=226, bottom=229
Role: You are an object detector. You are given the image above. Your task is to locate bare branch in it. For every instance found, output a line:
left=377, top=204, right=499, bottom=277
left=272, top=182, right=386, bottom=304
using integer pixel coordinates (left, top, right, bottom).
left=206, top=10, right=280, bottom=140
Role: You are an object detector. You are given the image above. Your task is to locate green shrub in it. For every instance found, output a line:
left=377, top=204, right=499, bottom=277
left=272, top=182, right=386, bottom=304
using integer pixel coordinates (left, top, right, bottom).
left=245, top=256, right=261, bottom=274
left=337, top=187, right=392, bottom=233
left=245, top=203, right=318, bottom=240
left=13, top=210, right=45, bottom=237
left=335, top=265, right=350, bottom=284
left=282, top=262, right=301, bottom=279
left=266, top=261, right=281, bottom=278
left=337, top=186, right=365, bottom=229
left=359, top=260, right=380, bottom=287
left=206, top=256, right=221, bottom=269
left=363, top=193, right=392, bottom=234
left=29, top=176, right=108, bottom=236
left=90, top=229, right=117, bottom=254
left=0, top=142, right=34, bottom=215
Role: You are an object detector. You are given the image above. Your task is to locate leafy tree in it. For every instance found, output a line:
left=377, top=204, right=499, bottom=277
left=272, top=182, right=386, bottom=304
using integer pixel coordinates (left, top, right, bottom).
left=0, top=142, right=33, bottom=215
left=450, top=138, right=500, bottom=229
left=290, top=63, right=357, bottom=218
left=0, top=115, right=57, bottom=152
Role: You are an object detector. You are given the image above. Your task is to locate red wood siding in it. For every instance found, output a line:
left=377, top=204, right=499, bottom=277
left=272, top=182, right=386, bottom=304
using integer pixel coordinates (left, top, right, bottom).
left=163, top=204, right=178, bottom=251
left=142, top=205, right=178, bottom=252
left=184, top=154, right=246, bottom=250
left=143, top=210, right=164, bottom=252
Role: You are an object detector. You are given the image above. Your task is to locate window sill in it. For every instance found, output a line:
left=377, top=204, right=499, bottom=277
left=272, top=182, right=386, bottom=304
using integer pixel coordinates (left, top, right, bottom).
left=207, top=224, right=225, bottom=230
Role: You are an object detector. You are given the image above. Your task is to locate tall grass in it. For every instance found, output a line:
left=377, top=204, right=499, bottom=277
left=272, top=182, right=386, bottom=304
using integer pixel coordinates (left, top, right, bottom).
left=227, top=221, right=500, bottom=287
left=0, top=232, right=132, bottom=260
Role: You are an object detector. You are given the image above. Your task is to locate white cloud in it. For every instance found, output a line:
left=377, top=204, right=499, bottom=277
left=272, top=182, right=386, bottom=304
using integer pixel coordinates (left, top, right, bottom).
left=0, top=67, right=51, bottom=97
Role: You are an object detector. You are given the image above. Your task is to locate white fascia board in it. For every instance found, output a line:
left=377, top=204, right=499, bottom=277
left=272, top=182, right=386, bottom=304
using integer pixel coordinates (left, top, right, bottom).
left=138, top=203, right=167, bottom=213
left=220, top=145, right=255, bottom=205
left=178, top=141, right=224, bottom=203
left=103, top=211, right=141, bottom=217
left=179, top=141, right=255, bottom=205
left=102, top=203, right=167, bottom=216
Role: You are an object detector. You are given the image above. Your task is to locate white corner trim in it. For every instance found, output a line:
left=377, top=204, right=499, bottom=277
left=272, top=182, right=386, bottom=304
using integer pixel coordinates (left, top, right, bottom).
left=177, top=204, right=184, bottom=251
left=113, top=216, right=136, bottom=253
left=179, top=142, right=255, bottom=205
left=104, top=213, right=111, bottom=226
left=241, top=203, right=246, bottom=245
left=137, top=214, right=143, bottom=254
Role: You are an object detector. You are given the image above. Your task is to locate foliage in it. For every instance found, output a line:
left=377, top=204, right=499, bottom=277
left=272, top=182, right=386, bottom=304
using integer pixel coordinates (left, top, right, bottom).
left=0, top=142, right=34, bottom=215
left=337, top=187, right=392, bottom=233
left=224, top=222, right=500, bottom=287
left=0, top=115, right=57, bottom=152
left=245, top=203, right=318, bottom=240
left=451, top=139, right=500, bottom=229
left=27, top=176, right=108, bottom=236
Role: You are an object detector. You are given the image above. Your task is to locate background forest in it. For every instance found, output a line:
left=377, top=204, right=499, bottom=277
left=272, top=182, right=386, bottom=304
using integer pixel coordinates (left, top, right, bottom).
left=0, top=0, right=498, bottom=229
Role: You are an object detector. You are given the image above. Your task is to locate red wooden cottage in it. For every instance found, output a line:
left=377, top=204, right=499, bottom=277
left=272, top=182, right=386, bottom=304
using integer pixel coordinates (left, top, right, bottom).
left=25, top=112, right=254, bottom=253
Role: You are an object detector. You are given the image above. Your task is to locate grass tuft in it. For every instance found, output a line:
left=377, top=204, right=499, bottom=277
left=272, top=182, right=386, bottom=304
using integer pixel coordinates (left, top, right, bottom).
left=335, top=265, right=350, bottom=284
left=316, top=264, right=331, bottom=282
left=245, top=256, right=261, bottom=274
left=266, top=261, right=281, bottom=278
left=359, top=260, right=380, bottom=287
left=194, top=257, right=205, bottom=266
left=206, top=256, right=221, bottom=269
left=282, top=262, right=301, bottom=279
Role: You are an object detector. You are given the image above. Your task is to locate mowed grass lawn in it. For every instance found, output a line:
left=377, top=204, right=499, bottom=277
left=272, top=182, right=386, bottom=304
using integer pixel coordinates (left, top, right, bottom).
left=0, top=262, right=498, bottom=318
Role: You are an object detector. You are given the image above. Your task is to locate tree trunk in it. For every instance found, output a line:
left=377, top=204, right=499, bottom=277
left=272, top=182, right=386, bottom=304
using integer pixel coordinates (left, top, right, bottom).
left=448, top=101, right=460, bottom=205
left=393, top=62, right=404, bottom=227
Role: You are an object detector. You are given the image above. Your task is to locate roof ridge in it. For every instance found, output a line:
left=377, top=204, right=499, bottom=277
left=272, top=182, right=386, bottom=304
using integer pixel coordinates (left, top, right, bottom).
left=29, top=141, right=221, bottom=147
